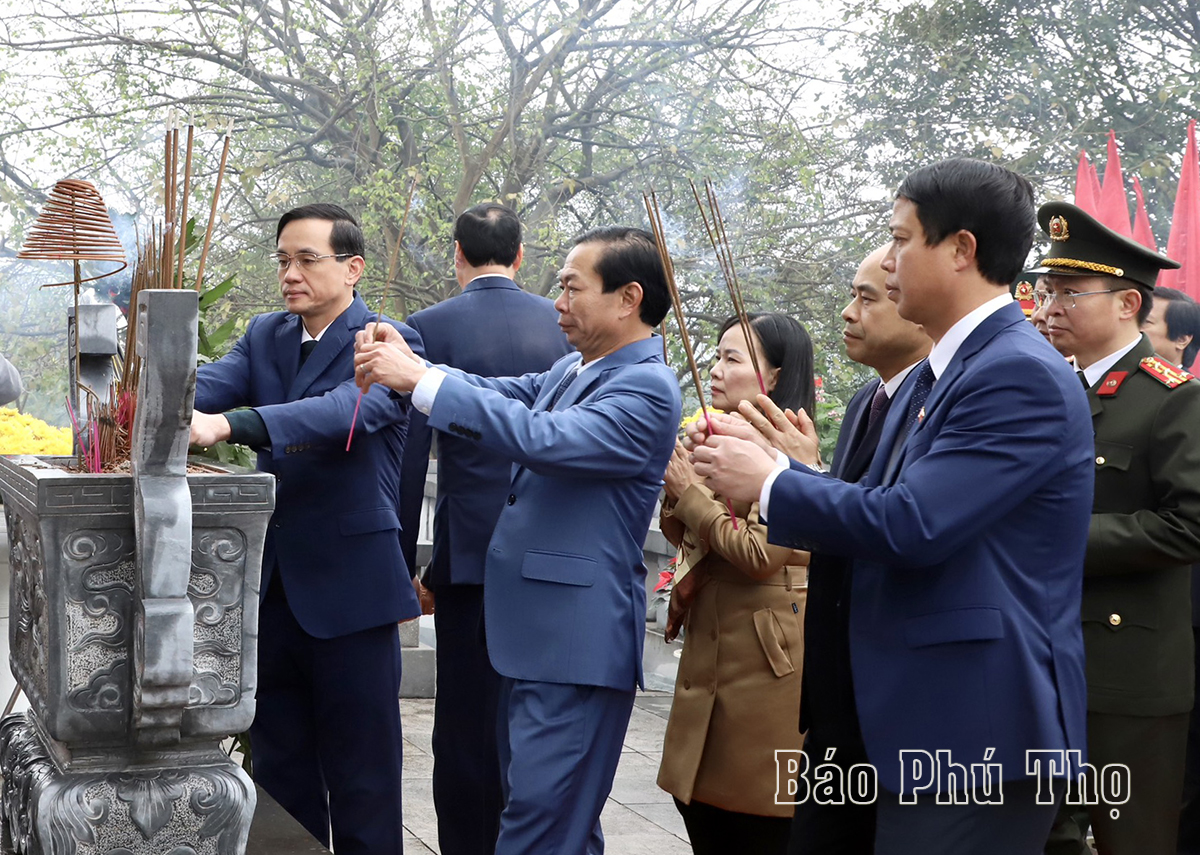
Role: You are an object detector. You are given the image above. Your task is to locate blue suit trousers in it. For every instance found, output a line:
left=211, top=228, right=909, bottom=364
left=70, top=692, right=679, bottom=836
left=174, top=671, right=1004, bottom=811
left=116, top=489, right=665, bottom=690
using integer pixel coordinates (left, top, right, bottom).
left=495, top=678, right=635, bottom=854
left=251, top=581, right=405, bottom=854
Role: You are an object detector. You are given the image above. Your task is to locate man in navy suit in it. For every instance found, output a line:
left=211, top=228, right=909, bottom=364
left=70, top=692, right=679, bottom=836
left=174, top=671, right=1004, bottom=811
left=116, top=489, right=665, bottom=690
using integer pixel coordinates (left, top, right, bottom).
left=398, top=203, right=570, bottom=855
left=355, top=226, right=681, bottom=855
left=692, top=159, right=1093, bottom=855
left=787, top=244, right=930, bottom=854
left=190, top=204, right=424, bottom=855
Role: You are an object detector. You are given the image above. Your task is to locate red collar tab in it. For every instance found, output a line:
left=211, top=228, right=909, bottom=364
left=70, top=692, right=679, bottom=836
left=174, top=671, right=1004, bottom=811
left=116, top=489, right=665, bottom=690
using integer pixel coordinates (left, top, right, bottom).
left=1096, top=371, right=1128, bottom=396
left=1139, top=356, right=1194, bottom=389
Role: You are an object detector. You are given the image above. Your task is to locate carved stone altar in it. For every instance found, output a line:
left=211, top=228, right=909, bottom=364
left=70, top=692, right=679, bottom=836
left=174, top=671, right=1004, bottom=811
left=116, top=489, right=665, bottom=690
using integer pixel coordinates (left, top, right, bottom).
left=0, top=290, right=275, bottom=855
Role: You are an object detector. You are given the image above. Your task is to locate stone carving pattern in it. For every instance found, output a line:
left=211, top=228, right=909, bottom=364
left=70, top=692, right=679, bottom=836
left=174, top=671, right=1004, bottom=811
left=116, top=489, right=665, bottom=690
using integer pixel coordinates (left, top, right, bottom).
left=6, top=509, right=49, bottom=712
left=0, top=715, right=253, bottom=855
left=192, top=485, right=271, bottom=508
left=188, top=531, right=246, bottom=708
left=54, top=528, right=252, bottom=713
left=64, top=533, right=135, bottom=710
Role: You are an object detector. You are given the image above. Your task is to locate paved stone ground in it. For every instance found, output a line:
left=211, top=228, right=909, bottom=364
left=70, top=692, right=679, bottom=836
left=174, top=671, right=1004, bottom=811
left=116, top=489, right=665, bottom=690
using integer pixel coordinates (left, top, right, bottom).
left=400, top=693, right=692, bottom=854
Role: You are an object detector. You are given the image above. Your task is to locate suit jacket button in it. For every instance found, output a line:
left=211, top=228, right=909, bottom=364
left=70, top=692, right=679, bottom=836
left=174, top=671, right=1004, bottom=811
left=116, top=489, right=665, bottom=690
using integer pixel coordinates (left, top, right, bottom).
left=683, top=679, right=691, bottom=690
left=449, top=422, right=458, bottom=431
left=1096, top=455, right=1106, bottom=465
left=1109, top=613, right=1121, bottom=626
left=507, top=494, right=516, bottom=505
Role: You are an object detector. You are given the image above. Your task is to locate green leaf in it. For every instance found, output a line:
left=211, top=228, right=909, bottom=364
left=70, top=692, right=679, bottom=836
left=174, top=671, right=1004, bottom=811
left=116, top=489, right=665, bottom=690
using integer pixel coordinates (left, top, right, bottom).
left=198, top=275, right=238, bottom=310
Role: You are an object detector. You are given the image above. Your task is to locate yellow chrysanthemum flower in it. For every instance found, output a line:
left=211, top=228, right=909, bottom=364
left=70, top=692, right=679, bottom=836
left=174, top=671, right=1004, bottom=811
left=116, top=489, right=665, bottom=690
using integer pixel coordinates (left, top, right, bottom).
left=680, top=405, right=723, bottom=430
left=0, top=408, right=73, bottom=455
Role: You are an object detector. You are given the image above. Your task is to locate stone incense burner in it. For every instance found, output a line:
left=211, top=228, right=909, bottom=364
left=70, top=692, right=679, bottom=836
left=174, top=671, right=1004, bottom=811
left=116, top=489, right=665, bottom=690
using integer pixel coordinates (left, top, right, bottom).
left=0, top=291, right=274, bottom=855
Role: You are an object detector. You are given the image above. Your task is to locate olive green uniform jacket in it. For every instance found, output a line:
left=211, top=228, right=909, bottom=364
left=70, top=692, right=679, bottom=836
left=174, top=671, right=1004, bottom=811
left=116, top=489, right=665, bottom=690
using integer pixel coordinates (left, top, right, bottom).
left=1085, top=335, right=1200, bottom=716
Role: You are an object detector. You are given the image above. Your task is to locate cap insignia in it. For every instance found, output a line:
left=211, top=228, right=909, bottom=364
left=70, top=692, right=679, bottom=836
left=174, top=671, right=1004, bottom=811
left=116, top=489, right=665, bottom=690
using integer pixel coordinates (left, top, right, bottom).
left=1049, top=215, right=1070, bottom=242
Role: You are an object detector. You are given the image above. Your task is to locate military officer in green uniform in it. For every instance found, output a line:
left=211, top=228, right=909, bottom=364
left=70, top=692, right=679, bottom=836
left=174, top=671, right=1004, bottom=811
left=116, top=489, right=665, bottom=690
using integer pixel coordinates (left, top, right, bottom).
left=1033, top=201, right=1200, bottom=855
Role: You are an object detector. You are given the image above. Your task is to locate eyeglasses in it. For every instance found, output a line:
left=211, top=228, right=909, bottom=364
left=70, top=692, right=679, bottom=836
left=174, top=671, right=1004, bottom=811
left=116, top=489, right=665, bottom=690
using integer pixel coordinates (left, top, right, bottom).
left=1032, top=289, right=1117, bottom=310
left=270, top=252, right=354, bottom=272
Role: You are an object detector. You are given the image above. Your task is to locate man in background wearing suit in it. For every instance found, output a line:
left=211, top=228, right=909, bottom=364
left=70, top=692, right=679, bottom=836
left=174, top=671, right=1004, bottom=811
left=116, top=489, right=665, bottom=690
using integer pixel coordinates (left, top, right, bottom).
left=354, top=226, right=681, bottom=855
left=398, top=203, right=570, bottom=855
left=190, top=204, right=424, bottom=855
left=1033, top=203, right=1200, bottom=855
left=691, top=159, right=1093, bottom=855
left=1144, top=285, right=1200, bottom=372
left=788, top=244, right=930, bottom=854
left=1143, top=287, right=1200, bottom=855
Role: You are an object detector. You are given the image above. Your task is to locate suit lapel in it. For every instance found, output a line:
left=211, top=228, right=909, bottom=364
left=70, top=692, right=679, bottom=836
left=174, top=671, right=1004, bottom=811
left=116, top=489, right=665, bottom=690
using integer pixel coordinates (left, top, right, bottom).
left=515, top=337, right=663, bottom=484
left=881, top=302, right=1026, bottom=484
left=275, top=315, right=303, bottom=391
left=869, top=369, right=920, bottom=487
left=534, top=355, right=584, bottom=411
left=1088, top=335, right=1152, bottom=420
left=286, top=295, right=366, bottom=400
left=832, top=380, right=876, bottom=482
left=843, top=390, right=891, bottom=483
left=545, top=337, right=663, bottom=411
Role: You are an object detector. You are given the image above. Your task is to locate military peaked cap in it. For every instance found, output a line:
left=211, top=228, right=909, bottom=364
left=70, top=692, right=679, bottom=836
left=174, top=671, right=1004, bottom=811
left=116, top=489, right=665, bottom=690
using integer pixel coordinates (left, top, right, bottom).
left=1029, top=201, right=1180, bottom=292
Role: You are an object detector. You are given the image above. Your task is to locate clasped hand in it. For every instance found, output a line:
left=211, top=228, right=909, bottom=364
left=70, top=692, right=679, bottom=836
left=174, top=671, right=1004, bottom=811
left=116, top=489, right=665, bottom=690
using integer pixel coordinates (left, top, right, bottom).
left=353, top=323, right=426, bottom=394
left=683, top=395, right=821, bottom=504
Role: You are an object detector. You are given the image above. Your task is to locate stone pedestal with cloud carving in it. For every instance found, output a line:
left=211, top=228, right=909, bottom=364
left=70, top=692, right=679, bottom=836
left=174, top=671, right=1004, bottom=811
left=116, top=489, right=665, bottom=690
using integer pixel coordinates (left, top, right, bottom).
left=0, top=290, right=275, bottom=855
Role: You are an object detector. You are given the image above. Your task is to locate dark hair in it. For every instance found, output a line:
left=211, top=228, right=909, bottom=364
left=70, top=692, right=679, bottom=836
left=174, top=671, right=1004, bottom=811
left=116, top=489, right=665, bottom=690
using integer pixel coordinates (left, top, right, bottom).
left=276, top=203, right=365, bottom=258
left=718, top=312, right=815, bottom=416
left=1152, top=286, right=1200, bottom=366
left=896, top=158, right=1036, bottom=286
left=572, top=226, right=671, bottom=326
left=454, top=203, right=521, bottom=267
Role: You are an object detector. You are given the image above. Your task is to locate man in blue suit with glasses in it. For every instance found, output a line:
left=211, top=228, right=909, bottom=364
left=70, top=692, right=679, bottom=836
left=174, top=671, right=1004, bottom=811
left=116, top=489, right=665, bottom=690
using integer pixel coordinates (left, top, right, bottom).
left=191, top=203, right=423, bottom=855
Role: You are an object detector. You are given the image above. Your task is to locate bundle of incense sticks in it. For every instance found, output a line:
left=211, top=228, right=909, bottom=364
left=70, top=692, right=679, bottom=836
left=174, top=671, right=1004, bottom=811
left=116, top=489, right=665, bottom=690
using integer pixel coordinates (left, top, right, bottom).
left=690, top=178, right=764, bottom=394
left=89, top=119, right=233, bottom=471
left=643, top=189, right=739, bottom=530
left=347, top=177, right=418, bottom=451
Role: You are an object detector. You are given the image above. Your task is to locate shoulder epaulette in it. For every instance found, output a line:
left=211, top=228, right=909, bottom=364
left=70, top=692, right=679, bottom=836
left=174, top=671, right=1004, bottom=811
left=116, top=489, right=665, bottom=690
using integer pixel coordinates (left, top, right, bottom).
left=1139, top=355, right=1194, bottom=389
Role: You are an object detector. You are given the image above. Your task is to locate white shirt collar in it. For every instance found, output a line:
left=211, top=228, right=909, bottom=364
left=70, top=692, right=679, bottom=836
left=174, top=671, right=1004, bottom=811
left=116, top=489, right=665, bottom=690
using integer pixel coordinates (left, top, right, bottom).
left=577, top=354, right=604, bottom=376
left=1080, top=334, right=1143, bottom=388
left=928, top=293, right=1013, bottom=379
left=466, top=273, right=514, bottom=285
left=300, top=320, right=335, bottom=344
left=881, top=359, right=923, bottom=398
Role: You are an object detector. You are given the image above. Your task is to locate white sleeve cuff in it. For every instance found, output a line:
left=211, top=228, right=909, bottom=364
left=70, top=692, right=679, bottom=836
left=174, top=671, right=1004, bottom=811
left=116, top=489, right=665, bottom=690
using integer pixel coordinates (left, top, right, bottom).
left=411, top=365, right=446, bottom=415
left=759, top=454, right=790, bottom=522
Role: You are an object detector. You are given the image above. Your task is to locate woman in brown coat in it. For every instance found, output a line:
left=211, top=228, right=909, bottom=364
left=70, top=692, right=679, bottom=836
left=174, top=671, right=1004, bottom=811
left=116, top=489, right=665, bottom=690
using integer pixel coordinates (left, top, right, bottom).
left=657, top=312, right=814, bottom=854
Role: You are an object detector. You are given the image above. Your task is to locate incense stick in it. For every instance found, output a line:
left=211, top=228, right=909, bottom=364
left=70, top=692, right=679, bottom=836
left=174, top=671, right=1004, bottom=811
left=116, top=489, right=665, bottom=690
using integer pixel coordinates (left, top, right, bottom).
left=643, top=189, right=739, bottom=529
left=690, top=179, right=765, bottom=394
left=195, top=124, right=232, bottom=293
left=346, top=177, right=419, bottom=451
left=175, top=123, right=195, bottom=289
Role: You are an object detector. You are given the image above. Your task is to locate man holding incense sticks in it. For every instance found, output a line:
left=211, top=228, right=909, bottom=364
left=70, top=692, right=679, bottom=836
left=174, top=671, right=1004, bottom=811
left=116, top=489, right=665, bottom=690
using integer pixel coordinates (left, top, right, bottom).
left=690, top=159, right=1092, bottom=855
left=398, top=202, right=570, bottom=855
left=190, top=203, right=424, bottom=855
left=355, top=226, right=681, bottom=855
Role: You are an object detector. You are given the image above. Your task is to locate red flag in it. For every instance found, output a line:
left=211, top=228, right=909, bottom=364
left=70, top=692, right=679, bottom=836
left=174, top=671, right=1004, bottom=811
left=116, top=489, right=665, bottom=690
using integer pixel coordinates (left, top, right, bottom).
left=1074, top=150, right=1099, bottom=215
left=1161, top=118, right=1200, bottom=301
left=1097, top=130, right=1133, bottom=236
left=1131, top=177, right=1157, bottom=251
